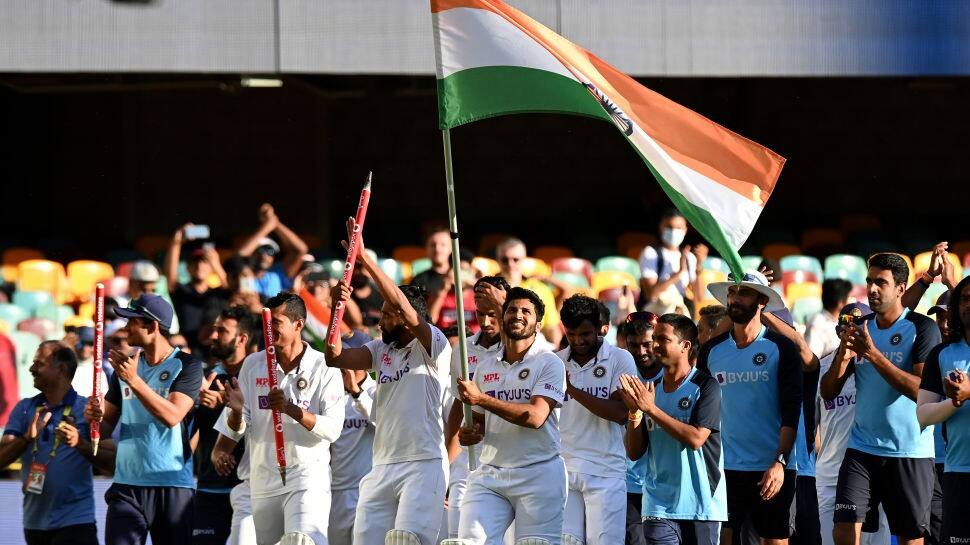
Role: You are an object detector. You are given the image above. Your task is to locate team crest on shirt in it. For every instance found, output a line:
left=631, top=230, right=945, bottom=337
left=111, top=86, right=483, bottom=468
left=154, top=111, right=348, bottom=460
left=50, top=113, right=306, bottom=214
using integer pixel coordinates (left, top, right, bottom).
left=890, top=334, right=902, bottom=346
left=159, top=371, right=171, bottom=382
left=678, top=396, right=692, bottom=410
left=752, top=353, right=768, bottom=366
left=518, top=368, right=530, bottom=380
left=296, top=377, right=308, bottom=390
left=593, top=365, right=606, bottom=378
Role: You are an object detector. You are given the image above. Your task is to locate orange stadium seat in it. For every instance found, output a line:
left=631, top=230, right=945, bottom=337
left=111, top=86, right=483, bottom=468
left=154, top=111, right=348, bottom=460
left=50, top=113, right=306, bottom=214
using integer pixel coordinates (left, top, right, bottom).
left=551, top=258, right=594, bottom=285
left=1, top=264, right=17, bottom=283
left=2, top=247, right=44, bottom=265
left=913, top=251, right=962, bottom=283
left=391, top=246, right=425, bottom=263
left=761, top=243, right=801, bottom=261
left=67, top=260, right=115, bottom=302
left=616, top=232, right=658, bottom=259
left=17, top=260, right=66, bottom=298
left=533, top=246, right=573, bottom=263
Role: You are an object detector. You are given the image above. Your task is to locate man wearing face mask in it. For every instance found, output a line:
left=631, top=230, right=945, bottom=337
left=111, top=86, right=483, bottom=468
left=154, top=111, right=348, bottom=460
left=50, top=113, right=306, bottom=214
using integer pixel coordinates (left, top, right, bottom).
left=638, top=209, right=707, bottom=315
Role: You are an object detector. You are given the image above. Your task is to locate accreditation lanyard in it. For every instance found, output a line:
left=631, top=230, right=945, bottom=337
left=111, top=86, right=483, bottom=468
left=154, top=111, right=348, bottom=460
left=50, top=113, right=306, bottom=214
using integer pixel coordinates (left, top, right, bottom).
left=24, top=404, right=72, bottom=495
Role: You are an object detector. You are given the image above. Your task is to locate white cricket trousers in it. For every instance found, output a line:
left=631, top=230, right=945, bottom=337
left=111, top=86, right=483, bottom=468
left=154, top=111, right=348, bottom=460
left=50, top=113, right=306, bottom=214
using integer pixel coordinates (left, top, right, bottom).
left=353, top=458, right=448, bottom=545
left=562, top=470, right=626, bottom=545
left=330, top=488, right=360, bottom=545
left=816, top=483, right=890, bottom=545
left=252, top=487, right=331, bottom=545
left=229, top=481, right=257, bottom=545
left=458, top=456, right=568, bottom=545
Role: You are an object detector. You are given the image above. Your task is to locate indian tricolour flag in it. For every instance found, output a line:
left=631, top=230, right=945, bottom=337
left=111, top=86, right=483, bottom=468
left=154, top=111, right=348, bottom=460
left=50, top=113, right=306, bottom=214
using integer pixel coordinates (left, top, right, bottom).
left=431, top=0, right=786, bottom=277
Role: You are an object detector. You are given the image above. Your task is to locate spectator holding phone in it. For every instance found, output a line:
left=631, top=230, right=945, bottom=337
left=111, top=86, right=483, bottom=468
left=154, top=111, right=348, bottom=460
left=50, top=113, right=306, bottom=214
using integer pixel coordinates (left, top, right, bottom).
left=165, top=223, right=228, bottom=353
left=236, top=203, right=309, bottom=298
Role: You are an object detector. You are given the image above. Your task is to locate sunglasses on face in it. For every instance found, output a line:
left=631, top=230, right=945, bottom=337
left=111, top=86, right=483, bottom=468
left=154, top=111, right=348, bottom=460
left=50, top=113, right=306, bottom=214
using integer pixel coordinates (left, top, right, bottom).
left=500, top=256, right=522, bottom=264
left=625, top=311, right=659, bottom=325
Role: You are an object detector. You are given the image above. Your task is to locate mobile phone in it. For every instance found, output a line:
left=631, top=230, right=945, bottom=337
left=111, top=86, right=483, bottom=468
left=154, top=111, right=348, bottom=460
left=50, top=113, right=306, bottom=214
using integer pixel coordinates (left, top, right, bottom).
left=948, top=370, right=962, bottom=382
left=184, top=224, right=210, bottom=241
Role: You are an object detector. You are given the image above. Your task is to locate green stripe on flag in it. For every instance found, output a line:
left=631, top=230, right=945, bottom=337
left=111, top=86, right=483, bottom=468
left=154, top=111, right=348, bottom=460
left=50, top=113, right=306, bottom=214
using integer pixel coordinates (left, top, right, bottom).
left=437, top=66, right=611, bottom=129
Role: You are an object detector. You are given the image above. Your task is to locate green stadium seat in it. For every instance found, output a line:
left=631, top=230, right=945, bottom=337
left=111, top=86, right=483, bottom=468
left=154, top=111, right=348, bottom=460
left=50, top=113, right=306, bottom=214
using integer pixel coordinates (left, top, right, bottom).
left=702, top=257, right=731, bottom=274
left=824, top=254, right=868, bottom=286
left=552, top=271, right=590, bottom=288
left=780, top=255, right=824, bottom=279
left=378, top=258, right=404, bottom=285
left=410, top=258, right=432, bottom=277
left=595, top=256, right=641, bottom=279
left=8, top=330, right=41, bottom=398
left=0, top=304, right=28, bottom=326
left=323, top=259, right=345, bottom=280
left=791, top=298, right=823, bottom=326
left=741, top=256, right=763, bottom=272
left=12, top=291, right=53, bottom=316
left=35, top=303, right=75, bottom=325
left=916, top=282, right=949, bottom=316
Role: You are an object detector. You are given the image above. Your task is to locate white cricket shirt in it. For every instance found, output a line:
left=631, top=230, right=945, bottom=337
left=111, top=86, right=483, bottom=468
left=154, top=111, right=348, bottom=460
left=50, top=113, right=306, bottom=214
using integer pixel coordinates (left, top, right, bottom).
left=557, top=341, right=638, bottom=479
left=214, top=407, right=251, bottom=481
left=450, top=331, right=503, bottom=477
left=473, top=339, right=566, bottom=468
left=816, top=352, right=859, bottom=487
left=330, top=376, right=376, bottom=491
left=232, top=342, right=345, bottom=499
left=365, top=325, right=451, bottom=466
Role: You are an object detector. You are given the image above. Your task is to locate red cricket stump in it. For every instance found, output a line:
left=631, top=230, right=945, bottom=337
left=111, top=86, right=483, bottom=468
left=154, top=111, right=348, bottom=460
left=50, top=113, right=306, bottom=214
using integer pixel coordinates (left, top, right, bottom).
left=90, top=283, right=105, bottom=456
left=327, top=171, right=373, bottom=348
left=262, top=307, right=288, bottom=485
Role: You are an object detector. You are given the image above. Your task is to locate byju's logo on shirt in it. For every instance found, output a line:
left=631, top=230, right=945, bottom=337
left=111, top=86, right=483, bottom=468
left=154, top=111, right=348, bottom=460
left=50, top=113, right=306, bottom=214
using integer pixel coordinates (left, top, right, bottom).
left=378, top=364, right=411, bottom=384
left=823, top=393, right=855, bottom=410
left=543, top=383, right=565, bottom=397
left=714, top=370, right=770, bottom=384
left=485, top=388, right=532, bottom=401
left=752, top=353, right=768, bottom=366
left=258, top=395, right=270, bottom=409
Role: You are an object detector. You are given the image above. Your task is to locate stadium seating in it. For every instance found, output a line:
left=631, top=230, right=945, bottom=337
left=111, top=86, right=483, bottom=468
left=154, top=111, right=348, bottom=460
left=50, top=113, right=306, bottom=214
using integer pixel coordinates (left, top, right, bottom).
left=12, top=291, right=53, bottom=316
left=104, top=276, right=129, bottom=299
left=533, top=246, right=573, bottom=262
left=520, top=257, right=551, bottom=279
left=78, top=302, right=95, bottom=320
left=761, top=243, right=801, bottom=261
left=0, top=304, right=28, bottom=326
left=800, top=228, right=844, bottom=255
left=472, top=257, right=500, bottom=277
left=741, top=256, right=763, bottom=271
left=477, top=233, right=513, bottom=257
left=592, top=271, right=638, bottom=295
left=916, top=282, right=949, bottom=315
left=391, top=245, right=425, bottom=263
left=410, top=258, right=432, bottom=277
left=839, top=213, right=882, bottom=234
left=824, top=254, right=868, bottom=286
left=64, top=315, right=94, bottom=328
left=35, top=303, right=74, bottom=325
left=702, top=257, right=731, bottom=274
left=552, top=271, right=589, bottom=288
left=17, top=259, right=66, bottom=299
left=791, top=297, right=823, bottom=326
left=17, top=318, right=55, bottom=340
left=786, top=281, right=822, bottom=304
left=67, top=260, right=114, bottom=302
left=133, top=235, right=170, bottom=261
left=779, top=255, right=824, bottom=279
left=551, top=258, right=594, bottom=285
left=781, top=270, right=820, bottom=288
left=595, top=256, right=641, bottom=279
left=8, top=330, right=41, bottom=398
left=616, top=231, right=658, bottom=259
left=2, top=247, right=44, bottom=265
left=378, top=258, right=404, bottom=284
left=1, top=264, right=17, bottom=283
left=913, top=251, right=963, bottom=281
left=518, top=278, right=560, bottom=327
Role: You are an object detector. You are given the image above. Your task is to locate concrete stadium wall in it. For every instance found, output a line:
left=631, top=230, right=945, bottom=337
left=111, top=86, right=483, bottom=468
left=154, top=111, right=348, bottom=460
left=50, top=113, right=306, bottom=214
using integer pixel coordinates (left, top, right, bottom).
left=2, top=0, right=969, bottom=75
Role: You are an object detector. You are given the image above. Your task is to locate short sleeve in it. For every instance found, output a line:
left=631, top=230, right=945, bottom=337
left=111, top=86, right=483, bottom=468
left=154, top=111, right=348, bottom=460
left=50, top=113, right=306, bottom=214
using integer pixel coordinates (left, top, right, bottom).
left=533, top=355, right=566, bottom=407
left=639, top=247, right=659, bottom=279
left=450, top=345, right=463, bottom=399
left=417, top=326, right=451, bottom=372
left=170, top=356, right=203, bottom=401
left=611, top=350, right=638, bottom=392
left=912, top=315, right=943, bottom=365
left=919, top=344, right=946, bottom=396
left=363, top=340, right=383, bottom=372
left=105, top=372, right=122, bottom=407
left=689, top=375, right=721, bottom=431
left=3, top=399, right=31, bottom=437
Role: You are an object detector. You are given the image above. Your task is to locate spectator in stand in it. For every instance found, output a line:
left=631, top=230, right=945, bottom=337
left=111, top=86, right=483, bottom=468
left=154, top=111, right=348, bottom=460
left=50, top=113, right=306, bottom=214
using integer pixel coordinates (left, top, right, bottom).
left=0, top=341, right=115, bottom=545
left=116, top=260, right=161, bottom=309
left=0, top=331, right=18, bottom=427
left=296, top=267, right=365, bottom=349
left=410, top=225, right=454, bottom=294
left=638, top=209, right=707, bottom=316
left=221, top=256, right=264, bottom=313
left=71, top=326, right=108, bottom=398
left=495, top=237, right=567, bottom=346
left=425, top=247, right=479, bottom=333
left=236, top=203, right=309, bottom=298
left=165, top=225, right=228, bottom=353
left=806, top=279, right=853, bottom=359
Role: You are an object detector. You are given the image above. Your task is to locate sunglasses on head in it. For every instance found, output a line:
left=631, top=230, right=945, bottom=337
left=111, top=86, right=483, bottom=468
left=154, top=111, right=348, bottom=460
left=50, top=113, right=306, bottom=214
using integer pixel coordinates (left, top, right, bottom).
left=625, top=311, right=659, bottom=325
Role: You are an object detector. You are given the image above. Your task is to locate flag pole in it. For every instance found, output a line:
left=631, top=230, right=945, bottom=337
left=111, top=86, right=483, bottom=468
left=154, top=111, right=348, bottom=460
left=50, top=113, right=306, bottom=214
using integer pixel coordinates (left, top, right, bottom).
left=441, top=128, right=478, bottom=471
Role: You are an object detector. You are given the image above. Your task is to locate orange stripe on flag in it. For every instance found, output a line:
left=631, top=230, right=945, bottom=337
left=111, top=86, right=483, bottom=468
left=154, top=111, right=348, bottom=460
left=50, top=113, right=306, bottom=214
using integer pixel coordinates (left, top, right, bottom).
left=431, top=0, right=495, bottom=14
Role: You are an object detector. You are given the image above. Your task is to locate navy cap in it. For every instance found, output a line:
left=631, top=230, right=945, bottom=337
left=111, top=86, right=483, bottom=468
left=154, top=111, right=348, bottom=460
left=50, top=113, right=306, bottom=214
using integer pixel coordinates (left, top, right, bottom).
left=836, top=302, right=872, bottom=334
left=115, top=294, right=174, bottom=332
left=928, top=290, right=951, bottom=316
left=76, top=326, right=95, bottom=348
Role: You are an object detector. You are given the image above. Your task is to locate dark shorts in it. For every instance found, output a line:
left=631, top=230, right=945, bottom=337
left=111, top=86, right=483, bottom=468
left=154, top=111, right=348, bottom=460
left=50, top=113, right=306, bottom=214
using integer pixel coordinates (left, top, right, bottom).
left=792, top=476, right=821, bottom=545
left=627, top=493, right=646, bottom=545
left=642, top=518, right=720, bottom=545
left=942, top=472, right=970, bottom=544
left=726, top=469, right=796, bottom=539
left=23, top=523, right=98, bottom=545
left=927, top=464, right=944, bottom=545
left=105, top=484, right=195, bottom=545
left=192, top=491, right=232, bottom=545
left=833, top=448, right=935, bottom=539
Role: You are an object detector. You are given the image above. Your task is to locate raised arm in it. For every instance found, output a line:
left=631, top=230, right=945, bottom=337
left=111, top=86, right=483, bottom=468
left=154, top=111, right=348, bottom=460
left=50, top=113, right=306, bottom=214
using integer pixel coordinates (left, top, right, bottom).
left=164, top=223, right=189, bottom=294
left=325, top=281, right=376, bottom=370
left=237, top=203, right=279, bottom=257
left=272, top=215, right=310, bottom=279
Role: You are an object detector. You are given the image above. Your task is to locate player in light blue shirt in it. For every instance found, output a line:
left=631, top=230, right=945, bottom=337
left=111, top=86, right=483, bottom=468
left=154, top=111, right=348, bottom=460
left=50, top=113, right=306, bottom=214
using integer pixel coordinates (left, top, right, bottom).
left=85, top=294, right=203, bottom=545
left=918, top=274, right=970, bottom=544
left=622, top=314, right=725, bottom=545
left=821, top=253, right=940, bottom=545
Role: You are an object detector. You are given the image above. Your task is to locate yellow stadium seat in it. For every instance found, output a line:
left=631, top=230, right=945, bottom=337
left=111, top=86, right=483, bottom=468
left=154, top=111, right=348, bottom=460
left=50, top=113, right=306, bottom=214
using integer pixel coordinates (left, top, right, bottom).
left=399, top=262, right=414, bottom=284
left=2, top=247, right=44, bottom=265
left=786, top=281, right=822, bottom=304
left=592, top=271, right=638, bottom=295
left=391, top=246, right=425, bottom=264
left=694, top=298, right=723, bottom=319
left=1, top=264, right=17, bottom=283
left=699, top=269, right=728, bottom=299
left=64, top=315, right=94, bottom=329
left=0, top=319, right=8, bottom=334
left=519, top=278, right=560, bottom=328
left=78, top=302, right=95, bottom=320
left=533, top=246, right=574, bottom=263
left=913, top=251, right=963, bottom=283
left=472, top=257, right=501, bottom=277
left=67, top=260, right=115, bottom=302
left=17, top=260, right=66, bottom=299
left=521, top=258, right=551, bottom=279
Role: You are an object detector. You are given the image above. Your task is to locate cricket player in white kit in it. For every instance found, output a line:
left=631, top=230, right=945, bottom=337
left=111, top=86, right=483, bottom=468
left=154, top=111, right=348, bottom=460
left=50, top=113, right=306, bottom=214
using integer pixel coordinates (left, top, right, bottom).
left=212, top=417, right=257, bottom=545
left=223, top=292, right=346, bottom=545
left=329, top=369, right=377, bottom=545
left=556, top=295, right=638, bottom=545
left=444, top=276, right=510, bottom=538
left=326, top=217, right=452, bottom=545
left=455, top=286, right=568, bottom=545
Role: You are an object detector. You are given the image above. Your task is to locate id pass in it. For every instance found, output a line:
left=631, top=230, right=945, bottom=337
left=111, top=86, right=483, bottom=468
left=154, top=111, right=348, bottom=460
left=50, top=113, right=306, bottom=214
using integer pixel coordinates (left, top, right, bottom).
left=24, top=462, right=47, bottom=494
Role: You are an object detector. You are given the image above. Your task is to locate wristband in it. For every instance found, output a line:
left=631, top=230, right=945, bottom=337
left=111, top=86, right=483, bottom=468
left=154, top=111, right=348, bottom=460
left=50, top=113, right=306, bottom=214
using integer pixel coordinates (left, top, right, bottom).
left=628, top=410, right=642, bottom=421
left=918, top=274, right=933, bottom=287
